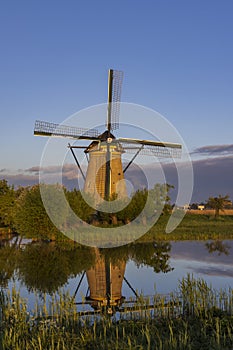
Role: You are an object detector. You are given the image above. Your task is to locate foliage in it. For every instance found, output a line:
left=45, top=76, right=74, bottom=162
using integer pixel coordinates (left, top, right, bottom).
left=151, top=183, right=174, bottom=213
left=0, top=176, right=232, bottom=241
left=206, top=194, right=230, bottom=218
left=0, top=179, right=174, bottom=236
left=13, top=184, right=66, bottom=240
left=96, top=194, right=128, bottom=225
left=97, top=183, right=173, bottom=226
left=65, top=189, right=95, bottom=224
left=0, top=180, right=16, bottom=230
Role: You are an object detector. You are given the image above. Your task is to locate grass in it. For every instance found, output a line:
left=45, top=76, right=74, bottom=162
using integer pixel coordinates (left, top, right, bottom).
left=2, top=212, right=233, bottom=245
left=138, top=214, right=233, bottom=242
left=58, top=214, right=233, bottom=247
left=1, top=275, right=233, bottom=349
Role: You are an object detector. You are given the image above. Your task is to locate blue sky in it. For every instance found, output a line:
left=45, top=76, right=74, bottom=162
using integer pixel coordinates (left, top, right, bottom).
left=0, top=0, right=233, bottom=200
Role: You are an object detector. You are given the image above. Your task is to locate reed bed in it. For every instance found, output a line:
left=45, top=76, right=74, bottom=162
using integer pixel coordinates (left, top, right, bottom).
left=1, top=275, right=233, bottom=349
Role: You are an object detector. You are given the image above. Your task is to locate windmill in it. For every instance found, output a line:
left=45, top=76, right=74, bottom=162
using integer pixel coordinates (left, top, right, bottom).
left=34, top=69, right=181, bottom=204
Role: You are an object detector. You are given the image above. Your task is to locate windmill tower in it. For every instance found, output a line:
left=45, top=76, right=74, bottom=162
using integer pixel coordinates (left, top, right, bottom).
left=34, top=69, right=182, bottom=205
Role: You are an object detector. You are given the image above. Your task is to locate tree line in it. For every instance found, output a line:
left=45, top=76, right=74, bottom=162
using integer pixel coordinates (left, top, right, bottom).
left=0, top=179, right=230, bottom=240
left=0, top=179, right=173, bottom=240
left=190, top=194, right=231, bottom=218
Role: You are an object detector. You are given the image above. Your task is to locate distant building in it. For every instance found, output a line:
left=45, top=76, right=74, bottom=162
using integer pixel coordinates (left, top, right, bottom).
left=198, top=205, right=205, bottom=210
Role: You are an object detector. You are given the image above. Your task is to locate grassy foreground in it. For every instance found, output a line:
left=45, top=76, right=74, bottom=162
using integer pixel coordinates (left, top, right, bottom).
left=1, top=275, right=233, bottom=350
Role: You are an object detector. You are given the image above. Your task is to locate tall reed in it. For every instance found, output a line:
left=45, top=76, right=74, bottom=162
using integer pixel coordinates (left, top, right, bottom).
left=1, top=276, right=233, bottom=349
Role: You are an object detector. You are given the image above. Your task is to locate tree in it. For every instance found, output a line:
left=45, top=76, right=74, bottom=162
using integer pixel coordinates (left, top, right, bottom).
left=0, top=179, right=16, bottom=230
left=206, top=194, right=230, bottom=218
left=97, top=194, right=126, bottom=225
left=66, top=189, right=95, bottom=224
left=149, top=183, right=174, bottom=215
left=14, top=184, right=67, bottom=240
left=97, top=184, right=175, bottom=226
left=117, top=189, right=150, bottom=225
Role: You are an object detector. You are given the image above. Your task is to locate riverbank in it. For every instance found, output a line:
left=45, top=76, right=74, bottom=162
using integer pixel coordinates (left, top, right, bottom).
left=1, top=213, right=233, bottom=245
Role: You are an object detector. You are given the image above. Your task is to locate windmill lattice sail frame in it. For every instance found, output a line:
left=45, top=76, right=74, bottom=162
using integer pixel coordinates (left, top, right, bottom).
left=34, top=120, right=99, bottom=139
left=107, top=69, right=124, bottom=130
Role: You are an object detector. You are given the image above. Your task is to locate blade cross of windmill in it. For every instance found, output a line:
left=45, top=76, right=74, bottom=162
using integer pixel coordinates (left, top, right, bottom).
left=34, top=69, right=181, bottom=204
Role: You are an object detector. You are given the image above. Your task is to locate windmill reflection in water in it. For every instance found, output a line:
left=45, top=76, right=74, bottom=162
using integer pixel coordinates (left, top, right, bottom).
left=73, top=248, right=128, bottom=315
left=72, top=245, right=177, bottom=317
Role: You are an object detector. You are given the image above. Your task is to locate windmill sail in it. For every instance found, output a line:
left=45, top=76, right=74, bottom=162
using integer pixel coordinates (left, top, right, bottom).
left=107, top=69, right=124, bottom=131
left=118, top=138, right=182, bottom=158
left=34, top=120, right=99, bottom=140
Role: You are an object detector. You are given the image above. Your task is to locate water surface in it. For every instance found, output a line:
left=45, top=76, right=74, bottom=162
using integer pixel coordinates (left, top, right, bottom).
left=1, top=237, right=232, bottom=313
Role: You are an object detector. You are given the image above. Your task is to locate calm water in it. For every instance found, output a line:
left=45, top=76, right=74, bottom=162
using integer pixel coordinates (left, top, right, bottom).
left=1, top=237, right=233, bottom=313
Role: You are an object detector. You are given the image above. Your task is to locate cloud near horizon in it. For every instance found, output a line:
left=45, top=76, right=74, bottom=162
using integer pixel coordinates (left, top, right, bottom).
left=193, top=144, right=233, bottom=156
left=0, top=164, right=82, bottom=188
left=25, top=164, right=80, bottom=176
left=1, top=151, right=233, bottom=203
